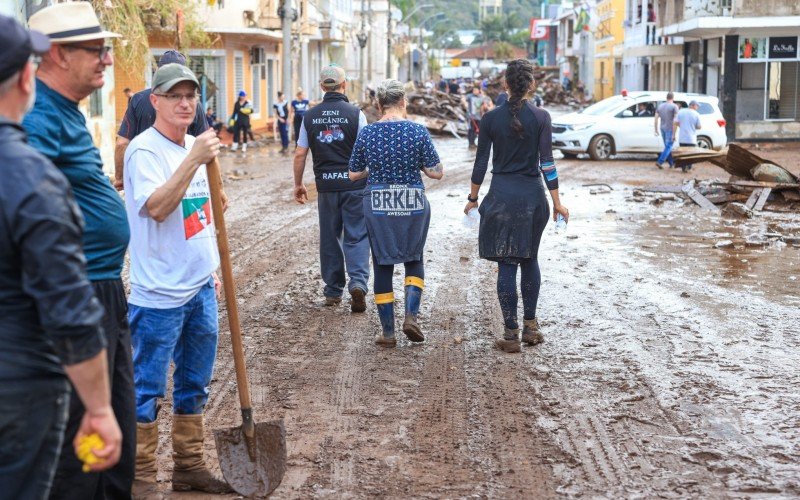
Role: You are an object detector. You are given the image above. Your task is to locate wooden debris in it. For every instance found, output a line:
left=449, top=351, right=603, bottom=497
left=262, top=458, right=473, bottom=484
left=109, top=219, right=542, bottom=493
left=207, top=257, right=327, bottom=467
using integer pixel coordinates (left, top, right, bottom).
left=681, top=180, right=721, bottom=213
left=753, top=188, right=772, bottom=211
left=722, top=202, right=754, bottom=219
left=745, top=188, right=763, bottom=209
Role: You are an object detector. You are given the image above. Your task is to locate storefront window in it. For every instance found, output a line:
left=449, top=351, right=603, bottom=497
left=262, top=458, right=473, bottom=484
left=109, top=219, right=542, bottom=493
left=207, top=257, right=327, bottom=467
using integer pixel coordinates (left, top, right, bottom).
left=737, top=36, right=799, bottom=122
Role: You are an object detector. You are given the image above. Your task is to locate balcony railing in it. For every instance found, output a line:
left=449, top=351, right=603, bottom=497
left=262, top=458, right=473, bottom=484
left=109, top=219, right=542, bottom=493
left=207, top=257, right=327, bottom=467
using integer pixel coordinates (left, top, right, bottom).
left=624, top=21, right=675, bottom=48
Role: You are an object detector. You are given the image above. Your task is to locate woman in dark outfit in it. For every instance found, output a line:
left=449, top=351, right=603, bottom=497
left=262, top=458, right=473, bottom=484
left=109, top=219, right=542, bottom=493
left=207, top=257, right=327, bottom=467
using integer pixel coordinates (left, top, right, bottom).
left=349, top=79, right=444, bottom=347
left=464, top=59, right=570, bottom=353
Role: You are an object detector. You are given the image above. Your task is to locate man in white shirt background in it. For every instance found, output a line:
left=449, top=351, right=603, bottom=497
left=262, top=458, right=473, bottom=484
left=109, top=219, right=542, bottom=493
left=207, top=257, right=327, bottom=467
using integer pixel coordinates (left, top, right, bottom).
left=673, top=100, right=702, bottom=173
left=123, top=63, right=232, bottom=496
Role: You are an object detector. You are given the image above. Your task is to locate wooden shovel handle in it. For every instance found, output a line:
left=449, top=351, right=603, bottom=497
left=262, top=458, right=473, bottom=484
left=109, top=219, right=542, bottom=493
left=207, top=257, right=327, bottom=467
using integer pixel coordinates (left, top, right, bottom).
left=206, top=157, right=252, bottom=411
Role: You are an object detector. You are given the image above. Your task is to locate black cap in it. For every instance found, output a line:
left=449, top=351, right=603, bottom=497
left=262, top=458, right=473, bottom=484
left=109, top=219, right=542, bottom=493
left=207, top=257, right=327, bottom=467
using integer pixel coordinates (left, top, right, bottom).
left=0, top=14, right=51, bottom=82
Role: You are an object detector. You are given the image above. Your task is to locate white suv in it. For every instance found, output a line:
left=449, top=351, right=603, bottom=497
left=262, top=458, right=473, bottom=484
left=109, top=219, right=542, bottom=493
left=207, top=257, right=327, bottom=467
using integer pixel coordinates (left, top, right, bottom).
left=552, top=91, right=728, bottom=160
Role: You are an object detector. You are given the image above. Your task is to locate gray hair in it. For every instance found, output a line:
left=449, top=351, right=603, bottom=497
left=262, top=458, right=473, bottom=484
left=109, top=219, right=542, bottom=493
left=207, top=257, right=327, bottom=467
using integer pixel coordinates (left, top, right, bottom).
left=376, top=79, right=405, bottom=109
left=0, top=71, right=21, bottom=97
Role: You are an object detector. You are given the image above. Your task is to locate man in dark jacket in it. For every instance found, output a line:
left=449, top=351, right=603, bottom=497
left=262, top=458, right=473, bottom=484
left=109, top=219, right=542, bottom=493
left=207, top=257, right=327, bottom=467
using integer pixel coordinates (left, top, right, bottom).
left=114, top=50, right=208, bottom=189
left=0, top=14, right=121, bottom=499
left=23, top=3, right=135, bottom=498
left=293, top=65, right=370, bottom=312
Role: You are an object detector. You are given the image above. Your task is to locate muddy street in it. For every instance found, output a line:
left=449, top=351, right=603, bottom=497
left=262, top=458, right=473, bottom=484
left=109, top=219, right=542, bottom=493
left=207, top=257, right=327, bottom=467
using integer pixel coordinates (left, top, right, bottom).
left=153, top=136, right=800, bottom=499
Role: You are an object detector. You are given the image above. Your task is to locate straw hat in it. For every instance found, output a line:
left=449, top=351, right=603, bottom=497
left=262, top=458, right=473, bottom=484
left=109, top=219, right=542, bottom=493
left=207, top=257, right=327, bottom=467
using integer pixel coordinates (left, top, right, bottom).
left=28, top=2, right=120, bottom=44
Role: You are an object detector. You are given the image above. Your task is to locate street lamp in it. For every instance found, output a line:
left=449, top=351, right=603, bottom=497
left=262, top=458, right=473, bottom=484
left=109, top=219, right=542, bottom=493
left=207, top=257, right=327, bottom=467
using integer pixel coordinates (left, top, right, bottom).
left=409, top=12, right=444, bottom=83
left=387, top=2, right=432, bottom=79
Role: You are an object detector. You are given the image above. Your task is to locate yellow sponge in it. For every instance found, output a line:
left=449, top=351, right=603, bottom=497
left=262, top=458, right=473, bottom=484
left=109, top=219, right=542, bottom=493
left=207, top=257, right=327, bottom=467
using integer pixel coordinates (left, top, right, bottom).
left=76, top=433, right=105, bottom=472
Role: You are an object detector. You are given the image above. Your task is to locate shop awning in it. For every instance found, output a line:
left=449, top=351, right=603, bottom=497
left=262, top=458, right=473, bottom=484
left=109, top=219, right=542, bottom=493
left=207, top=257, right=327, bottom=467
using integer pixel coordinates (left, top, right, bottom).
left=661, top=16, right=800, bottom=39
left=207, top=27, right=282, bottom=40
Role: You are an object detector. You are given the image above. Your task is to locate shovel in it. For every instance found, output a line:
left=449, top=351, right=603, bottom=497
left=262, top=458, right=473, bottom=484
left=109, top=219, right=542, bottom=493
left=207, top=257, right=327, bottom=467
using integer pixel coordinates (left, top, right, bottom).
left=206, top=157, right=287, bottom=497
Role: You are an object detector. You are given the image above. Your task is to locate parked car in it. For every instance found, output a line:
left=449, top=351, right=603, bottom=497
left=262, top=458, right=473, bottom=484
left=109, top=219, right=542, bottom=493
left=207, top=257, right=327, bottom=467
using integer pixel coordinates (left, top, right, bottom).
left=552, top=91, right=728, bottom=160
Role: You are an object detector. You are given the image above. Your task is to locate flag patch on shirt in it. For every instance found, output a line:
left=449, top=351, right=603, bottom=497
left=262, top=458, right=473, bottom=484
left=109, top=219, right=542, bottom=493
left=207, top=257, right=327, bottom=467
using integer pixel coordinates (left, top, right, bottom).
left=182, top=197, right=212, bottom=239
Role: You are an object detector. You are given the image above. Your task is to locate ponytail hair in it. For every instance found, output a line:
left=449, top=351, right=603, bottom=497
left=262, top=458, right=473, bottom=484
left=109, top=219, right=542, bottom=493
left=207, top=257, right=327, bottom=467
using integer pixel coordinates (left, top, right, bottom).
left=504, top=59, right=535, bottom=138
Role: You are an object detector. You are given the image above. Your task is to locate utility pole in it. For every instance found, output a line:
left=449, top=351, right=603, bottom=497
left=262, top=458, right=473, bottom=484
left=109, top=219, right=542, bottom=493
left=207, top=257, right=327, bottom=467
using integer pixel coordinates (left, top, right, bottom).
left=280, top=0, right=295, bottom=97
left=386, top=1, right=393, bottom=79
left=367, top=0, right=373, bottom=82
left=358, top=0, right=368, bottom=95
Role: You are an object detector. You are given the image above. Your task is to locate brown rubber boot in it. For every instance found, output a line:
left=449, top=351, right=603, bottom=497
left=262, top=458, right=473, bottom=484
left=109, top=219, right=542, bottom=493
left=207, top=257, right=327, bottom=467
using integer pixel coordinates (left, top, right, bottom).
left=132, top=421, right=164, bottom=500
left=494, top=327, right=521, bottom=353
left=171, top=414, right=233, bottom=493
left=521, top=318, right=544, bottom=345
left=350, top=288, right=367, bottom=313
left=402, top=314, right=425, bottom=342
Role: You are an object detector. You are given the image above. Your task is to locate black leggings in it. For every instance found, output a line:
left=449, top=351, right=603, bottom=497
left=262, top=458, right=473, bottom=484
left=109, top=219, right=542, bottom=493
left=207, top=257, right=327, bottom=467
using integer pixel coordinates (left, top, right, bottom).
left=233, top=123, right=249, bottom=144
left=293, top=116, right=303, bottom=145
left=497, top=259, right=541, bottom=330
left=373, top=257, right=424, bottom=295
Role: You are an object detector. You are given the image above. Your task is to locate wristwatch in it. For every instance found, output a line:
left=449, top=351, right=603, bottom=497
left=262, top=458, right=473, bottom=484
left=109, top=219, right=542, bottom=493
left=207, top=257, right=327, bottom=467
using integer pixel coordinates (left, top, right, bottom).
left=467, top=194, right=478, bottom=202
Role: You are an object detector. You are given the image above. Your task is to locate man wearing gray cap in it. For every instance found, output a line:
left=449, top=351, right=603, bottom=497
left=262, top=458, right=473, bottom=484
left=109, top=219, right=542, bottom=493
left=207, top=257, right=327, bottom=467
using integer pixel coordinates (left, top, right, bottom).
left=673, top=100, right=702, bottom=172
left=21, top=2, right=135, bottom=498
left=123, top=63, right=232, bottom=495
left=293, top=64, right=371, bottom=312
left=0, top=13, right=121, bottom=499
left=114, top=49, right=210, bottom=190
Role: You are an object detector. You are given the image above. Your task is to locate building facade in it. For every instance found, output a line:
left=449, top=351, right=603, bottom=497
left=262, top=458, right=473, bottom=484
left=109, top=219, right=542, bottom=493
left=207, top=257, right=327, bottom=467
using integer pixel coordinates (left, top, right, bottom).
left=593, top=0, right=625, bottom=99
left=658, top=0, right=800, bottom=140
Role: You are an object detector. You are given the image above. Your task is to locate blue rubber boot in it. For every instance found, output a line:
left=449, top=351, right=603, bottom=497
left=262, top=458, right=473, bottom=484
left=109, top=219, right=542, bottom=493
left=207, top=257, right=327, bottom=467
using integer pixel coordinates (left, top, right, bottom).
left=402, top=278, right=425, bottom=342
left=375, top=294, right=396, bottom=347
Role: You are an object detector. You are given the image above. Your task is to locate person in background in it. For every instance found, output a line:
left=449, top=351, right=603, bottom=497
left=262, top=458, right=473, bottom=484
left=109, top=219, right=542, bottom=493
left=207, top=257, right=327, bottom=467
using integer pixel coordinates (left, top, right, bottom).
left=273, top=90, right=290, bottom=153
left=448, top=79, right=459, bottom=95
left=123, top=87, right=133, bottom=102
left=22, top=3, right=134, bottom=497
left=116, top=50, right=208, bottom=190
left=348, top=79, right=444, bottom=346
left=533, top=91, right=544, bottom=108
left=438, top=78, right=447, bottom=92
left=562, top=73, right=572, bottom=92
left=231, top=90, right=253, bottom=153
left=290, top=89, right=310, bottom=147
left=495, top=91, right=509, bottom=106
left=206, top=106, right=223, bottom=136
left=637, top=103, right=650, bottom=117
left=465, top=86, right=492, bottom=149
left=673, top=99, right=702, bottom=173
left=647, top=2, right=656, bottom=22
left=0, top=15, right=122, bottom=499
left=464, top=59, right=569, bottom=354
left=654, top=91, right=679, bottom=169
left=123, top=63, right=232, bottom=495
left=293, top=65, right=370, bottom=312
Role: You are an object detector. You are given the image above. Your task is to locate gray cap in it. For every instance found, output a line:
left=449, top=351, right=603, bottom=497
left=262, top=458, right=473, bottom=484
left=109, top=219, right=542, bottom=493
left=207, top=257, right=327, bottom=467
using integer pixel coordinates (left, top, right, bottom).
left=689, top=100, right=699, bottom=107
left=320, top=65, right=346, bottom=89
left=152, top=63, right=199, bottom=92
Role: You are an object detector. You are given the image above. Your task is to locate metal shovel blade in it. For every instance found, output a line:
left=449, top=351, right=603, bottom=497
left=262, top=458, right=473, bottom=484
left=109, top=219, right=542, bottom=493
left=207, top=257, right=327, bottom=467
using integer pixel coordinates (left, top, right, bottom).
left=214, top=419, right=287, bottom=498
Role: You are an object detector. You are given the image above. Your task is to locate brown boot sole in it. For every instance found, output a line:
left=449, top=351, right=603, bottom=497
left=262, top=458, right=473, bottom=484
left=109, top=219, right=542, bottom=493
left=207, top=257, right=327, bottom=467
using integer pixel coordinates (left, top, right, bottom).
left=521, top=332, right=544, bottom=345
left=402, top=317, right=425, bottom=342
left=350, top=288, right=366, bottom=313
left=324, top=296, right=342, bottom=306
left=495, top=338, right=521, bottom=353
left=375, top=334, right=397, bottom=347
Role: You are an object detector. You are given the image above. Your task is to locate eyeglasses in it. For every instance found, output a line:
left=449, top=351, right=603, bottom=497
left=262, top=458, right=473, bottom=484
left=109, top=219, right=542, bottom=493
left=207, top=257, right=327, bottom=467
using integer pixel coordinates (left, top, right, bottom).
left=30, top=55, right=42, bottom=70
left=62, top=44, right=113, bottom=61
left=154, top=93, right=199, bottom=104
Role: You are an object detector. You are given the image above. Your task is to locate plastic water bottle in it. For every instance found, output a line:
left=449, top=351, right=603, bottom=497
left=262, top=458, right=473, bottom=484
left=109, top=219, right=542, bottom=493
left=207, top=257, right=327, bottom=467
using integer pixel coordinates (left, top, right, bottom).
left=463, top=207, right=480, bottom=229
left=554, top=213, right=567, bottom=233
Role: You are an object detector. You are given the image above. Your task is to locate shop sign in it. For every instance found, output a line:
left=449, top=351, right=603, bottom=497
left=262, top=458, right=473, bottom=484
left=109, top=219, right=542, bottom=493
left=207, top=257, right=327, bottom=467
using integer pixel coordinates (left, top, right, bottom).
left=529, top=19, right=549, bottom=40
left=768, top=37, right=798, bottom=59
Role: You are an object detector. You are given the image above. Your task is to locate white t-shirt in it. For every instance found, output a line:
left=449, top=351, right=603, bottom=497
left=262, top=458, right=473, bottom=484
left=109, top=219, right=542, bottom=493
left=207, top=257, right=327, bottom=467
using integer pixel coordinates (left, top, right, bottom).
left=123, top=127, right=220, bottom=308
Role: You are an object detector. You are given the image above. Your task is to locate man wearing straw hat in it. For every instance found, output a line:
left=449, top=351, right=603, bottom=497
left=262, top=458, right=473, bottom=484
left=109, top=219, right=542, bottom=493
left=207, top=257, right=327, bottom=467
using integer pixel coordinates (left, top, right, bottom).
left=21, top=3, right=134, bottom=498
left=0, top=13, right=122, bottom=499
left=123, top=63, right=231, bottom=495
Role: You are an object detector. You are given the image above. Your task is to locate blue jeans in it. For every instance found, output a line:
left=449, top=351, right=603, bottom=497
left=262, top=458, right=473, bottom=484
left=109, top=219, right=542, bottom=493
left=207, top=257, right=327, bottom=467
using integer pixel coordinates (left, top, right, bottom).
left=317, top=189, right=370, bottom=298
left=129, top=279, right=219, bottom=423
left=657, top=129, right=674, bottom=166
left=0, top=379, right=69, bottom=500
left=278, top=120, right=289, bottom=148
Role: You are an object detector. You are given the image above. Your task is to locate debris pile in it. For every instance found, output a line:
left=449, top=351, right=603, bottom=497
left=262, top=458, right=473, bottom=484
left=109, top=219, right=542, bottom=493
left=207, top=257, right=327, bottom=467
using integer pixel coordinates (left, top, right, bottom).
left=359, top=66, right=589, bottom=137
left=636, top=144, right=800, bottom=217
